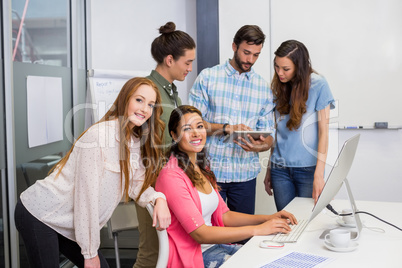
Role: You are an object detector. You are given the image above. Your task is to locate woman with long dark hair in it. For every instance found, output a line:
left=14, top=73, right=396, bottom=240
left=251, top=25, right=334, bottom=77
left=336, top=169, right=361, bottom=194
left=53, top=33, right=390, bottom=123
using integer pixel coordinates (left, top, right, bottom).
left=264, top=40, right=335, bottom=211
left=156, top=105, right=296, bottom=268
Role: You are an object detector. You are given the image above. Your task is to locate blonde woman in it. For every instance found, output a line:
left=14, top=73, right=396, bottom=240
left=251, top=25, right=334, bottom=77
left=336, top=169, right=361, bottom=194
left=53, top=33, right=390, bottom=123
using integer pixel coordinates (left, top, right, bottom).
left=15, top=77, right=170, bottom=268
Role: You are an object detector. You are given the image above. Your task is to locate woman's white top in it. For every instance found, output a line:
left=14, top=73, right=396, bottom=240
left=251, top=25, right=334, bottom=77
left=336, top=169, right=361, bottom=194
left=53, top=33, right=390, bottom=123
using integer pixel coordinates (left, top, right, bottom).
left=198, top=183, right=219, bottom=252
left=20, top=120, right=165, bottom=259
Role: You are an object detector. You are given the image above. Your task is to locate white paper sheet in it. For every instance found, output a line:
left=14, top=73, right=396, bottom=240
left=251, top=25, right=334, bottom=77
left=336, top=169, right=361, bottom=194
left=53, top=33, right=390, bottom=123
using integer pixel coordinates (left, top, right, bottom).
left=27, top=76, right=63, bottom=148
left=259, top=251, right=333, bottom=268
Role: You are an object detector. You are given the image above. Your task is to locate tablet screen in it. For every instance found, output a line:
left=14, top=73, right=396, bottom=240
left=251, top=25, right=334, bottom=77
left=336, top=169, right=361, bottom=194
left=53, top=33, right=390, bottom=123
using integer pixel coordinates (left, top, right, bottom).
left=223, top=131, right=272, bottom=143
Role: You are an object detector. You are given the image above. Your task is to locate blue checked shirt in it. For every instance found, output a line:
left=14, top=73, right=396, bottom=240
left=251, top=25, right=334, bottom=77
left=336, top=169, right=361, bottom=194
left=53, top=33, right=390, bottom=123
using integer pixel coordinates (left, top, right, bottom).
left=189, top=60, right=275, bottom=183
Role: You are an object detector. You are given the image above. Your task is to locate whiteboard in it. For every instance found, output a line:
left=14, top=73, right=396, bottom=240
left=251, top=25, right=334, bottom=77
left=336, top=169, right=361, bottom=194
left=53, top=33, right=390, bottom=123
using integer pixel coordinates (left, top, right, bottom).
left=270, top=0, right=402, bottom=128
left=85, top=69, right=149, bottom=127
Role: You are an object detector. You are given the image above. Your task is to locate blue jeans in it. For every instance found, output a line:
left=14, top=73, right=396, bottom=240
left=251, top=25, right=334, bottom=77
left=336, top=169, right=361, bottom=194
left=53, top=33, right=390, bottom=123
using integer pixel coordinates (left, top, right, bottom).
left=270, top=162, right=316, bottom=211
left=217, top=178, right=256, bottom=214
left=202, top=244, right=242, bottom=268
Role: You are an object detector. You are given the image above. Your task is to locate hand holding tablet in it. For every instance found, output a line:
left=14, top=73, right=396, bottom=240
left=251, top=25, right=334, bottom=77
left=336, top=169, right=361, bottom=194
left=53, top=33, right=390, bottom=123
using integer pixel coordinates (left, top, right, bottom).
left=224, top=130, right=272, bottom=143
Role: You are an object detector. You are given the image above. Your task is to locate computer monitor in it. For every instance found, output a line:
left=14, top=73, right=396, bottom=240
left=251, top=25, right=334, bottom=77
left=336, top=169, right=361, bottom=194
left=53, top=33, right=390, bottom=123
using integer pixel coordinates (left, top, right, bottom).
left=309, top=134, right=362, bottom=240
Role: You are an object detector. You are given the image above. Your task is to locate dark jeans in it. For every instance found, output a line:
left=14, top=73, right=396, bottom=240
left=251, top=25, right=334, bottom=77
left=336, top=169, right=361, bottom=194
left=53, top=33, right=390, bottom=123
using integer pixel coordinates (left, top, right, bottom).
left=217, top=178, right=256, bottom=215
left=14, top=201, right=109, bottom=268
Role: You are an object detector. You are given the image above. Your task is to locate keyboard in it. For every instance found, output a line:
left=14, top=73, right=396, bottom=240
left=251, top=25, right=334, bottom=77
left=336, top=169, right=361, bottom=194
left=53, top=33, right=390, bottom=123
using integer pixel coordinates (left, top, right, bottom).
left=270, top=219, right=309, bottom=243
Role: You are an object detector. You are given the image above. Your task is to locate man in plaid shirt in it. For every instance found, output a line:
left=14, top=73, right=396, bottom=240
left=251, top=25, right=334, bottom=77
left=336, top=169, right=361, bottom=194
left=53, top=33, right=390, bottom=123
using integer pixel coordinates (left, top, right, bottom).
left=189, top=25, right=275, bottom=216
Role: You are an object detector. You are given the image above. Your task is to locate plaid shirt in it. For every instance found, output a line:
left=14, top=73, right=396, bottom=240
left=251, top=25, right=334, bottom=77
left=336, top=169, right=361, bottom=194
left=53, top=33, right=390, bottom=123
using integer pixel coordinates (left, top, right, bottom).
left=189, top=60, right=275, bottom=183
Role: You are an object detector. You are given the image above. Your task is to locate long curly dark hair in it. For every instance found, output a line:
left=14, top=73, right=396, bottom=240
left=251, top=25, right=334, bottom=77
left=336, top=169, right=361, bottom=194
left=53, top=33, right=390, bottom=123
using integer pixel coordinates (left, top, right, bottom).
left=271, top=40, right=314, bottom=130
left=168, top=105, right=217, bottom=189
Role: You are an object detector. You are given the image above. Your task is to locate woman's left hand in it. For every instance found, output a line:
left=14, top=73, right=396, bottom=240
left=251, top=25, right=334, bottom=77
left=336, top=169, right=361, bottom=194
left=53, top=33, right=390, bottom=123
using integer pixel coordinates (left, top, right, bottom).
left=274, top=210, right=298, bottom=225
left=153, top=198, right=171, bottom=231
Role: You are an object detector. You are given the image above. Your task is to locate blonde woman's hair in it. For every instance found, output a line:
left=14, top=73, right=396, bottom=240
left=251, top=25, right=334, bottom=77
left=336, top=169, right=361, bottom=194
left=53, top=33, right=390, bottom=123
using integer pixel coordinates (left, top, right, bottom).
left=49, top=77, right=165, bottom=202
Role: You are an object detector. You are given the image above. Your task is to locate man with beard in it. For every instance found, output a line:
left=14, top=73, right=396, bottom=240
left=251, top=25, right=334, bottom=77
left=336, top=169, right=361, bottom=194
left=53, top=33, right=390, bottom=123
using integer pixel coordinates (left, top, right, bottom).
left=189, top=25, right=275, bottom=217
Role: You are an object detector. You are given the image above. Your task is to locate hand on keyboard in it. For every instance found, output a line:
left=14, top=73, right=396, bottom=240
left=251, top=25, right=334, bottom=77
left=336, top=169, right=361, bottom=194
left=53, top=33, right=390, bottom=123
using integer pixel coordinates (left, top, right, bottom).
left=273, top=210, right=298, bottom=225
left=256, top=218, right=292, bottom=236
left=271, top=219, right=309, bottom=243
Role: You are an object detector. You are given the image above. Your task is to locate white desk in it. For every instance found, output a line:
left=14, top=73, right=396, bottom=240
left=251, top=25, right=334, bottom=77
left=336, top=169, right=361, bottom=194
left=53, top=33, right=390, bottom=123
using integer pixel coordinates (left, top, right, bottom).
left=221, top=198, right=402, bottom=268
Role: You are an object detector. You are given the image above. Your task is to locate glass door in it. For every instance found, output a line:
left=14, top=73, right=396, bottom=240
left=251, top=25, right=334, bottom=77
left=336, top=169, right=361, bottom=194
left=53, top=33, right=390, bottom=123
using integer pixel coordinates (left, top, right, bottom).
left=3, top=0, right=87, bottom=266
left=1, top=1, right=9, bottom=267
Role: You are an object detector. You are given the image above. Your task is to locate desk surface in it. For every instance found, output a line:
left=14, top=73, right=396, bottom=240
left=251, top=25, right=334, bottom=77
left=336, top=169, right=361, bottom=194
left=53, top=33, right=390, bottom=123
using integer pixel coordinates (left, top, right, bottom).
left=221, top=198, right=402, bottom=268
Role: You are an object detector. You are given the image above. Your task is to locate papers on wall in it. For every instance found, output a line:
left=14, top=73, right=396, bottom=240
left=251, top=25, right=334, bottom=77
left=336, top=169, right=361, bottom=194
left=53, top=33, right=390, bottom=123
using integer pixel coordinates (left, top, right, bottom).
left=27, top=75, right=63, bottom=148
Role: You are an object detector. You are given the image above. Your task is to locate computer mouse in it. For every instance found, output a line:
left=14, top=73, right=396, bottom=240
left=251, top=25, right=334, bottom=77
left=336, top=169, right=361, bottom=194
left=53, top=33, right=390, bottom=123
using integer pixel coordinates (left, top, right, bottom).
left=259, top=240, right=285, bottom=249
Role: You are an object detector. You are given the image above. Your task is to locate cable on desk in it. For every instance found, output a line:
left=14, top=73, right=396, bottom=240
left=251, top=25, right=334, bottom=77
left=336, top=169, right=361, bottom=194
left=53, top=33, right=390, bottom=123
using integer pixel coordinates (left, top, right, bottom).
left=326, top=204, right=402, bottom=232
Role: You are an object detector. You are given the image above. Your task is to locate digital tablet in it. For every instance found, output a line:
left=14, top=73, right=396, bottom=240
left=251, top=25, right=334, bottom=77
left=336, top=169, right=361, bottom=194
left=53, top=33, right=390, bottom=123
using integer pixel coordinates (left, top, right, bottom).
left=223, top=130, right=272, bottom=143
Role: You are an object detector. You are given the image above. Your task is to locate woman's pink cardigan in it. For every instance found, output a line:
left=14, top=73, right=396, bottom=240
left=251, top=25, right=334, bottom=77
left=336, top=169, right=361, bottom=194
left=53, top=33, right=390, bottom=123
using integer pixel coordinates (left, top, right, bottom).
left=155, top=156, right=230, bottom=268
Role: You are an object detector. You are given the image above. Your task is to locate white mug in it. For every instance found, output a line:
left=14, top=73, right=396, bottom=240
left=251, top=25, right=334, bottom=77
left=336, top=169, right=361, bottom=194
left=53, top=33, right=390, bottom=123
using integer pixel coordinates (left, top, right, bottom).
left=325, top=229, right=351, bottom=248
left=342, top=208, right=355, bottom=224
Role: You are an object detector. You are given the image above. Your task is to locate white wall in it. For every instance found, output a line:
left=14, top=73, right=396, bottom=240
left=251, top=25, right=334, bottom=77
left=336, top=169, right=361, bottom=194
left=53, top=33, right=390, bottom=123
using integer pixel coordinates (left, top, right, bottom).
left=88, top=1, right=402, bottom=216
left=218, top=0, right=271, bottom=83
left=87, top=0, right=197, bottom=103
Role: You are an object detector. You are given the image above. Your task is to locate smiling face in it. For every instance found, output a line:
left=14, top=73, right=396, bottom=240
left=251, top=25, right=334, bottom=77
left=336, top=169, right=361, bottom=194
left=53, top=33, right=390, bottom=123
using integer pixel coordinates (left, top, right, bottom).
left=171, top=112, right=206, bottom=159
left=170, top=48, right=196, bottom=82
left=274, top=56, right=296, bottom=83
left=127, top=84, right=157, bottom=129
left=231, top=40, right=263, bottom=73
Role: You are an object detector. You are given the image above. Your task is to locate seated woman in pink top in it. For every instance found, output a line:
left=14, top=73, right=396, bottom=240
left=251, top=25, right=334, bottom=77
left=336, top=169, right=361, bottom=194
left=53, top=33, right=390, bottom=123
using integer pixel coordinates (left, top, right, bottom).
left=156, top=105, right=297, bottom=268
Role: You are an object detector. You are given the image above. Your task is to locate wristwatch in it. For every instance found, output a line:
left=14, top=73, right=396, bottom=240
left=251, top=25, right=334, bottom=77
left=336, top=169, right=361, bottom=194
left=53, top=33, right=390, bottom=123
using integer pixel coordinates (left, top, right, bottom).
left=223, top=123, right=229, bottom=136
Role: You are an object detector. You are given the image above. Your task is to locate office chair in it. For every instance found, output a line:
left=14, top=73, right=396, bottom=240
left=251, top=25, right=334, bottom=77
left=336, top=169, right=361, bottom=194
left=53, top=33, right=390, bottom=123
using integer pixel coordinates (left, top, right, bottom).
left=146, top=203, right=169, bottom=268
left=107, top=201, right=139, bottom=268
left=107, top=202, right=169, bottom=268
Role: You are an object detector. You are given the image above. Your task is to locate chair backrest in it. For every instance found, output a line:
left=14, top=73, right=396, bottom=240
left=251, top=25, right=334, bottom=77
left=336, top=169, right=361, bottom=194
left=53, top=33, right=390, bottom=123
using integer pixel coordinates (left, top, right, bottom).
left=107, top=201, right=139, bottom=239
left=146, top=203, right=169, bottom=268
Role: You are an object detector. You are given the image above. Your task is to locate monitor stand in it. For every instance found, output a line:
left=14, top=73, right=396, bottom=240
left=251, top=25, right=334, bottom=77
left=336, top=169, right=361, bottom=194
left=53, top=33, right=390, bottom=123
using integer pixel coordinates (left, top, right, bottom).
left=319, top=178, right=362, bottom=240
left=344, top=178, right=363, bottom=240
